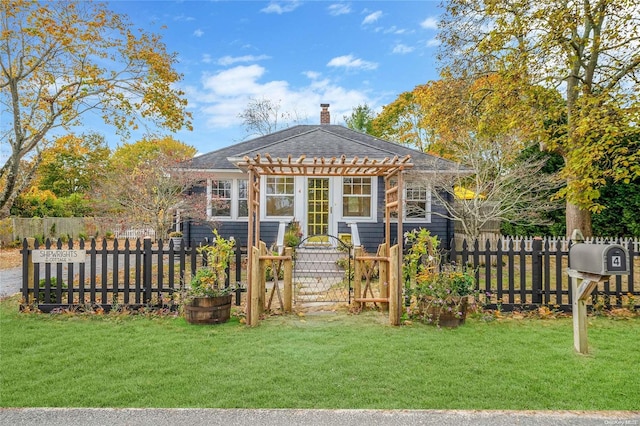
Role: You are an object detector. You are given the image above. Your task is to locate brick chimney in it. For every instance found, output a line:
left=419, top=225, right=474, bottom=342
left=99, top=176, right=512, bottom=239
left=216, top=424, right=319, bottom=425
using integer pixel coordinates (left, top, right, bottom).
left=320, top=103, right=330, bottom=125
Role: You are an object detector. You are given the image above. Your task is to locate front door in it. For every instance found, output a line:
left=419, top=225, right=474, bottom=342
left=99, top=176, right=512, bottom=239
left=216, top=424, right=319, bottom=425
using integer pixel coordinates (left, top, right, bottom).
left=306, top=178, right=330, bottom=243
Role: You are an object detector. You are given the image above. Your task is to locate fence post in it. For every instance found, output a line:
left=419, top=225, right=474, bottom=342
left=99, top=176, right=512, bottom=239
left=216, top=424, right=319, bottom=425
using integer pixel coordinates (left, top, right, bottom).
left=22, top=238, right=35, bottom=304
left=378, top=244, right=389, bottom=311
left=283, top=247, right=293, bottom=313
left=235, top=242, right=242, bottom=285
left=143, top=237, right=152, bottom=304
left=389, top=244, right=400, bottom=326
left=353, top=247, right=363, bottom=310
left=532, top=237, right=543, bottom=304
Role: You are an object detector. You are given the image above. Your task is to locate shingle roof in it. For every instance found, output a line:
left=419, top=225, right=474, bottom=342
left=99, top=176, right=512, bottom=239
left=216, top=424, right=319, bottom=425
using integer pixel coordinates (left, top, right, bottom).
left=184, top=125, right=459, bottom=172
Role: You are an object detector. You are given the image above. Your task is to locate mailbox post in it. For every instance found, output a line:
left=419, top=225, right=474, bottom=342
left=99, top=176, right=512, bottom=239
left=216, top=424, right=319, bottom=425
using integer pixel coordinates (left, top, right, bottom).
left=567, top=243, right=629, bottom=354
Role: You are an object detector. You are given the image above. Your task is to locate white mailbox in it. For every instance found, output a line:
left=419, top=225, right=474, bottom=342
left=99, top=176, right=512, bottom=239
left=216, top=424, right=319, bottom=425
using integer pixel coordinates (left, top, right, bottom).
left=569, top=244, right=629, bottom=276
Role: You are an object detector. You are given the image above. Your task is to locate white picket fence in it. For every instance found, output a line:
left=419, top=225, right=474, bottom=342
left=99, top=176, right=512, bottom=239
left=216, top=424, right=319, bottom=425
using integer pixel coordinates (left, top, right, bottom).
left=458, top=233, right=640, bottom=253
left=113, top=228, right=157, bottom=240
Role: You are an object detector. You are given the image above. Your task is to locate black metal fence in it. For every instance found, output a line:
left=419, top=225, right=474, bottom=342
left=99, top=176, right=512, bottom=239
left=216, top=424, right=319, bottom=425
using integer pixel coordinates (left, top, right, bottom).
left=20, top=238, right=247, bottom=312
left=448, top=237, right=640, bottom=311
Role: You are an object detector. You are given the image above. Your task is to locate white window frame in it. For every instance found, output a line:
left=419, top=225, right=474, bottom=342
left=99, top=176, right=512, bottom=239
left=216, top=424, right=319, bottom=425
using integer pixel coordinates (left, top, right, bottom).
left=207, top=175, right=249, bottom=221
left=403, top=181, right=432, bottom=223
left=237, top=179, right=248, bottom=218
left=263, top=176, right=296, bottom=220
left=208, top=179, right=232, bottom=218
left=340, top=177, right=377, bottom=222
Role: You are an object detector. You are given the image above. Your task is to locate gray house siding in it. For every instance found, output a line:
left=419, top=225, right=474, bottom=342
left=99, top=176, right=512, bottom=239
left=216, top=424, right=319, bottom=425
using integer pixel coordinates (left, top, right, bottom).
left=184, top=178, right=452, bottom=252
left=178, top=123, right=463, bottom=252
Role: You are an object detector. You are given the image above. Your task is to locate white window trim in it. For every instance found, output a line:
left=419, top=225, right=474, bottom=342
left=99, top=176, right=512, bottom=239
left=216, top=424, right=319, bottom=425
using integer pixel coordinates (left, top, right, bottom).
left=404, top=183, right=432, bottom=223
left=207, top=175, right=249, bottom=222
left=261, top=176, right=297, bottom=221
left=339, top=176, right=377, bottom=223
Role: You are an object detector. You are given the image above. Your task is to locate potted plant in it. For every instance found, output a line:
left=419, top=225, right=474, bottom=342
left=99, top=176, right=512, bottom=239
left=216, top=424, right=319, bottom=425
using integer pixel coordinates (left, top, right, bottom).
left=284, top=220, right=303, bottom=248
left=183, top=230, right=235, bottom=324
left=414, top=264, right=476, bottom=327
left=168, top=230, right=183, bottom=251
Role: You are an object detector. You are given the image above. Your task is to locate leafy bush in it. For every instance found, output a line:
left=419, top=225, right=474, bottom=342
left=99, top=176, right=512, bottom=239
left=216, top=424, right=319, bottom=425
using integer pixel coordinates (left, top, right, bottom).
left=37, top=277, right=68, bottom=303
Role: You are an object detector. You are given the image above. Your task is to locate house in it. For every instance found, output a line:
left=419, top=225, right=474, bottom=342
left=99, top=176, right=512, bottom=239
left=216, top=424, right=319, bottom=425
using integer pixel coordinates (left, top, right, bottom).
left=180, top=104, right=460, bottom=252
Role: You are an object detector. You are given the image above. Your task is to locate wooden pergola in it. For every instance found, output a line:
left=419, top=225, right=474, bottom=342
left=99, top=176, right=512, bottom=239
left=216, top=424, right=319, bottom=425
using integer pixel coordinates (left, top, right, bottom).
left=230, top=153, right=413, bottom=326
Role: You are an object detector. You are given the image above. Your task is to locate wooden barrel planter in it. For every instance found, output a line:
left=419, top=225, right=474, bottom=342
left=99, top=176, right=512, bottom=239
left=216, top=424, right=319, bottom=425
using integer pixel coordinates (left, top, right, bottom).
left=185, top=295, right=232, bottom=324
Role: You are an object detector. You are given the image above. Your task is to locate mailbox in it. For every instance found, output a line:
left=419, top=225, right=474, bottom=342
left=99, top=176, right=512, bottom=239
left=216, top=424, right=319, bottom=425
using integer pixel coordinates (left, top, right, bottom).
left=569, top=243, right=629, bottom=276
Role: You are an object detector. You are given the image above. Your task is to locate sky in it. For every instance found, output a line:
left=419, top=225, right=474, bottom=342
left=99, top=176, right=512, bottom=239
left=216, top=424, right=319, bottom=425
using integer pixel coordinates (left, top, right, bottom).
left=102, top=0, right=445, bottom=155
left=0, top=0, right=445, bottom=164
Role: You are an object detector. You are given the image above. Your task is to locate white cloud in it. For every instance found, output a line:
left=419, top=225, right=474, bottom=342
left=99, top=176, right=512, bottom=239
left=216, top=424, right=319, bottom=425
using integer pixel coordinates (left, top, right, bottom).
left=193, top=29, right=204, bottom=37
left=327, top=54, right=378, bottom=71
left=191, top=65, right=373, bottom=130
left=217, top=55, right=271, bottom=66
left=420, top=17, right=438, bottom=30
left=362, top=11, right=382, bottom=25
left=426, top=38, right=440, bottom=47
left=328, top=3, right=351, bottom=16
left=173, top=14, right=195, bottom=22
left=261, top=1, right=302, bottom=14
left=303, top=70, right=321, bottom=80
left=392, top=44, right=414, bottom=54
left=202, top=54, right=212, bottom=64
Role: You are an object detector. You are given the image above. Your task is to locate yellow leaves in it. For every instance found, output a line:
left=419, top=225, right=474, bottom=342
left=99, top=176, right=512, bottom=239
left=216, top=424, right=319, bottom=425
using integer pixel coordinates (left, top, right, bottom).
left=3, top=0, right=191, bottom=146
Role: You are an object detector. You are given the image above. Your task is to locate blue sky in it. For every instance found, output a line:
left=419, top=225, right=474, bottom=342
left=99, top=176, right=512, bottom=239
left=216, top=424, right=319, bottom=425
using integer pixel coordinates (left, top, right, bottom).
left=103, top=0, right=445, bottom=154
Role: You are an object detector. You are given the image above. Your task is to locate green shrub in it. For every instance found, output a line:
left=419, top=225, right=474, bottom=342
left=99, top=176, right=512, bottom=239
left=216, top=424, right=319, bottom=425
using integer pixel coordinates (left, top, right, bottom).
left=37, top=277, right=68, bottom=303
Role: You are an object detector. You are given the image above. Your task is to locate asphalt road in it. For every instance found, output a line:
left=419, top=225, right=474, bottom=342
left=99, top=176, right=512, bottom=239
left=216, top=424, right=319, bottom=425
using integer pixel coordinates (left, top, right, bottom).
left=0, top=408, right=638, bottom=426
left=0, top=267, right=21, bottom=298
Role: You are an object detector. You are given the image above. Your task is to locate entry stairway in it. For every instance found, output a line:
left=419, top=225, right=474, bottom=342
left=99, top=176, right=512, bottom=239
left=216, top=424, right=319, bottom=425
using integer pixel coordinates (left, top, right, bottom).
left=293, top=246, right=350, bottom=304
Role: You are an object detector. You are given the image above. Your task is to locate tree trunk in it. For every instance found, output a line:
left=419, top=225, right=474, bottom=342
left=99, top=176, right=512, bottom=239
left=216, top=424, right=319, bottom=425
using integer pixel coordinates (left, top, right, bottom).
left=566, top=201, right=592, bottom=238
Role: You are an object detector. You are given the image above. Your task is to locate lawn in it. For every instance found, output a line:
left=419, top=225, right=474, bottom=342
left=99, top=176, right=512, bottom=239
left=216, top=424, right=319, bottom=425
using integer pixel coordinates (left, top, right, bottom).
left=0, top=296, right=638, bottom=410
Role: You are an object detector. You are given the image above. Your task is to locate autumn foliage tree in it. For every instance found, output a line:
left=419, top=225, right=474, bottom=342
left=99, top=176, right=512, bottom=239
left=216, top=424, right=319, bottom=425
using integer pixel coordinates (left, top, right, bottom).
left=0, top=0, right=191, bottom=217
left=438, top=0, right=640, bottom=237
left=36, top=133, right=110, bottom=197
left=400, top=76, right=563, bottom=237
left=95, top=136, right=205, bottom=240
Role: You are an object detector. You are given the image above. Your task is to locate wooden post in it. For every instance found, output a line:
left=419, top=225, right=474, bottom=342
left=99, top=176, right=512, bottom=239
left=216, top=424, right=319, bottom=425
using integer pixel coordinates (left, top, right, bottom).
left=353, top=247, right=363, bottom=310
left=283, top=247, right=293, bottom=313
left=568, top=269, right=604, bottom=354
left=258, top=241, right=267, bottom=315
left=377, top=244, right=389, bottom=311
left=389, top=244, right=400, bottom=325
left=25, top=238, right=35, bottom=304
left=249, top=245, right=261, bottom=326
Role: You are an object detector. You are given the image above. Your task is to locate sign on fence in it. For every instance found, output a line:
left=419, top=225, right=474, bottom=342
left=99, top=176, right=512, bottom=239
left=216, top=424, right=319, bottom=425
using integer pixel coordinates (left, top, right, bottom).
left=32, top=249, right=86, bottom=264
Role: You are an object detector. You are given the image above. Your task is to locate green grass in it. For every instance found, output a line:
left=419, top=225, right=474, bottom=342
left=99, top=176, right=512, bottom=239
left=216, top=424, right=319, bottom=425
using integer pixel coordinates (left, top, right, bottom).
left=1, top=296, right=639, bottom=409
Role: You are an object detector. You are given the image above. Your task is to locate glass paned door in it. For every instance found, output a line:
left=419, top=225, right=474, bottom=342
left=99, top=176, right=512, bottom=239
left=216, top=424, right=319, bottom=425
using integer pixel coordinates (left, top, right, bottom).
left=307, top=178, right=330, bottom=242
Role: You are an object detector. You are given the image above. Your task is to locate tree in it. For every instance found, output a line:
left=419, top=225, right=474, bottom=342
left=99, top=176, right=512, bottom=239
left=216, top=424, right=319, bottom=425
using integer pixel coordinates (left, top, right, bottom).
left=371, top=88, right=434, bottom=153
left=439, top=0, right=640, bottom=237
left=109, top=135, right=196, bottom=170
left=36, top=133, right=110, bottom=197
left=96, top=137, right=204, bottom=239
left=0, top=0, right=192, bottom=217
left=378, top=74, right=563, bottom=237
left=421, top=135, right=562, bottom=239
left=238, top=98, right=306, bottom=137
left=344, top=103, right=376, bottom=134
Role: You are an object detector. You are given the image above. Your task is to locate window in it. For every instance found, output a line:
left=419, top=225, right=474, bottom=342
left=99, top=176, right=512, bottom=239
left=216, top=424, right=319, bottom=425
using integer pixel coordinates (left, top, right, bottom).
left=343, top=177, right=371, bottom=217
left=237, top=179, right=248, bottom=218
left=210, top=180, right=232, bottom=217
left=266, top=177, right=294, bottom=217
left=405, top=182, right=431, bottom=222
